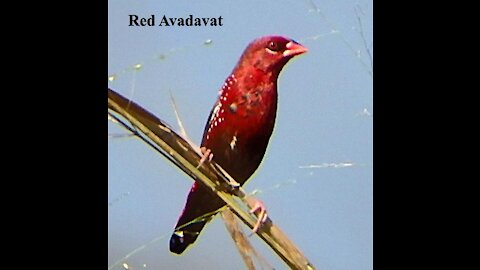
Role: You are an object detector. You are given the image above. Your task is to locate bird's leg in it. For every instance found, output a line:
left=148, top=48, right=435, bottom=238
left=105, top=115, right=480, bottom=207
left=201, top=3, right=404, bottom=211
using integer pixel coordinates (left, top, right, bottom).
left=245, top=196, right=268, bottom=234
left=197, top=147, right=213, bottom=168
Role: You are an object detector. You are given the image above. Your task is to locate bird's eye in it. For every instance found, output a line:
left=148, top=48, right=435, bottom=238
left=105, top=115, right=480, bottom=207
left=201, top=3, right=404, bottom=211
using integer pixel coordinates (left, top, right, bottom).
left=267, top=41, right=280, bottom=52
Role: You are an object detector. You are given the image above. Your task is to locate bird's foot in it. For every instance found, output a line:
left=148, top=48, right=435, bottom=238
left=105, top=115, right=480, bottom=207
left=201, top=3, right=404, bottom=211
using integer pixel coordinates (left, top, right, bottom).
left=246, top=197, right=268, bottom=235
left=197, top=147, right=213, bottom=168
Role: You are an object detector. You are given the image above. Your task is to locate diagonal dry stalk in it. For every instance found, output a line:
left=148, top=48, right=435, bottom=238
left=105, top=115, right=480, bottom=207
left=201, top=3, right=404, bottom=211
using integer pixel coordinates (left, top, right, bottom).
left=108, top=88, right=316, bottom=270
left=221, top=209, right=276, bottom=270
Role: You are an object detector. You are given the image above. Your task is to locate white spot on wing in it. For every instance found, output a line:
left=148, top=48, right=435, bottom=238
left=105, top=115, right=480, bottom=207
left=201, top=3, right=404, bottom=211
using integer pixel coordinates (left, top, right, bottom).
left=230, top=136, right=237, bottom=150
left=210, top=102, right=222, bottom=123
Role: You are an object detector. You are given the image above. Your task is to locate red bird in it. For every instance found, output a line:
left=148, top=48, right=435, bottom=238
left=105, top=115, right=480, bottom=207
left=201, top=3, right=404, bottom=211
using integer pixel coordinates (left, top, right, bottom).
left=170, top=35, right=308, bottom=254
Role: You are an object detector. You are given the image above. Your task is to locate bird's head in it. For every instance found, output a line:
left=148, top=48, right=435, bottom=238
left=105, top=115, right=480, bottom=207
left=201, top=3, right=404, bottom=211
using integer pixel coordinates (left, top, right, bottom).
left=236, top=35, right=308, bottom=76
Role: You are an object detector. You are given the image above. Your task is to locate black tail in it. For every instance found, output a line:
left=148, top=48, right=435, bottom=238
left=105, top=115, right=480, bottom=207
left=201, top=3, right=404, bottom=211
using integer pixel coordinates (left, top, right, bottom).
left=169, top=182, right=226, bottom=254
left=169, top=219, right=209, bottom=254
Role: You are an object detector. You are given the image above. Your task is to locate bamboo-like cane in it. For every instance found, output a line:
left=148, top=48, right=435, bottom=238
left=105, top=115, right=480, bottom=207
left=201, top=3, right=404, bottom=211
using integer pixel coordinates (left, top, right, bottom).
left=108, top=88, right=316, bottom=270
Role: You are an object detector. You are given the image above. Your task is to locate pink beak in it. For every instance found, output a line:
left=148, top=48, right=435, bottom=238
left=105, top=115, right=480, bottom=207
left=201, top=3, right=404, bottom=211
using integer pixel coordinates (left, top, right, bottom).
left=283, top=41, right=308, bottom=57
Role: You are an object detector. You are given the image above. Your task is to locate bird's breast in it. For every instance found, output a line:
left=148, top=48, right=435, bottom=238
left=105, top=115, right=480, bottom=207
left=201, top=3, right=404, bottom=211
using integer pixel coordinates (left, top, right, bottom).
left=201, top=73, right=278, bottom=182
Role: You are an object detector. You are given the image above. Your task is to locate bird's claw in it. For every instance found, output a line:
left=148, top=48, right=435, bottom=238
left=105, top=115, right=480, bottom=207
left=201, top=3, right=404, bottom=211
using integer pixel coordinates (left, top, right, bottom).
left=197, top=147, right=213, bottom=168
left=247, top=197, right=268, bottom=234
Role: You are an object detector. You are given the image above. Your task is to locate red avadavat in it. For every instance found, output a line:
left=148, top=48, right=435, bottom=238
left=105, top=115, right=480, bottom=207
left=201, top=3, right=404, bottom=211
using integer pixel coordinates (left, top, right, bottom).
left=170, top=36, right=307, bottom=254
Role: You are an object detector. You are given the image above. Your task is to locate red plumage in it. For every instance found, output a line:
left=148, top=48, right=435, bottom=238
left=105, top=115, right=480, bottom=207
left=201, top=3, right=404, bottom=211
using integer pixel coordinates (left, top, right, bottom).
left=170, top=36, right=307, bottom=254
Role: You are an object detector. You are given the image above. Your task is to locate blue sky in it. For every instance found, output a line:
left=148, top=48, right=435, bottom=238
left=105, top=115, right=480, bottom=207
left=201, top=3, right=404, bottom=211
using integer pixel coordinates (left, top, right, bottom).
left=108, top=0, right=372, bottom=269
